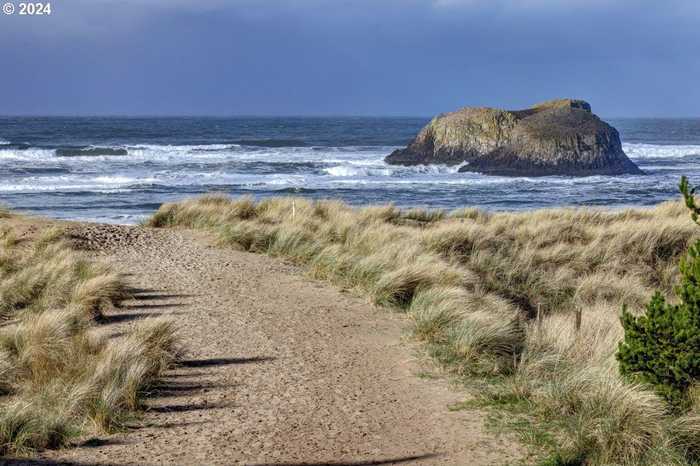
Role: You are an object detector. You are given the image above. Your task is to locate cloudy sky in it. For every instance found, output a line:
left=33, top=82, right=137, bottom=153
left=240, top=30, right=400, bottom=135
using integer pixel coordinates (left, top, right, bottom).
left=1, top=0, right=698, bottom=116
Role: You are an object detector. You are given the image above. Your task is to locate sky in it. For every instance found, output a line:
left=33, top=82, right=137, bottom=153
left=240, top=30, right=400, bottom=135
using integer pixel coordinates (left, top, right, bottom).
left=0, top=0, right=699, bottom=117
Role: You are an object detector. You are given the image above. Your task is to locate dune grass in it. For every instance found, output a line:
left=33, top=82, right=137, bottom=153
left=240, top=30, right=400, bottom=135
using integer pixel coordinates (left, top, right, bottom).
left=148, top=195, right=700, bottom=465
left=0, top=219, right=179, bottom=456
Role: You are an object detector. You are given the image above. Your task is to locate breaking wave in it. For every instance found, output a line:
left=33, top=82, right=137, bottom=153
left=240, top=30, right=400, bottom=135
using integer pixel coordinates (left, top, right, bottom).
left=1, top=116, right=699, bottom=224
left=624, top=143, right=700, bottom=159
left=323, top=163, right=464, bottom=177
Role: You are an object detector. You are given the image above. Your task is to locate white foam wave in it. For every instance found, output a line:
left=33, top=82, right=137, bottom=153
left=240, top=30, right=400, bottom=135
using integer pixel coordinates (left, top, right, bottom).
left=0, top=148, right=53, bottom=161
left=0, top=174, right=160, bottom=192
left=324, top=166, right=393, bottom=177
left=128, top=143, right=234, bottom=153
left=321, top=158, right=387, bottom=166
left=323, top=162, right=464, bottom=177
left=0, top=158, right=647, bottom=194
left=92, top=175, right=154, bottom=184
left=1, top=142, right=688, bottom=197
left=3, top=142, right=700, bottom=164
left=0, top=143, right=403, bottom=168
left=624, top=143, right=700, bottom=159
left=0, top=170, right=312, bottom=193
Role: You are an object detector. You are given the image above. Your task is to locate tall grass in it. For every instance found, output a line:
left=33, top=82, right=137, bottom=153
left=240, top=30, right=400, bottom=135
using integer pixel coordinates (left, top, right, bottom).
left=149, top=195, right=699, bottom=464
left=0, top=220, right=179, bottom=456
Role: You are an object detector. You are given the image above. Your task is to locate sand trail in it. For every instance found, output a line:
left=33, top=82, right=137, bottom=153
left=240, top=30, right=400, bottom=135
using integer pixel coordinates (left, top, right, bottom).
left=32, top=224, right=520, bottom=466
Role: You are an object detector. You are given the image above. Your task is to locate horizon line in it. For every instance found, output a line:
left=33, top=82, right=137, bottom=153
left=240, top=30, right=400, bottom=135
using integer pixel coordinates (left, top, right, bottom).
left=2, top=114, right=700, bottom=119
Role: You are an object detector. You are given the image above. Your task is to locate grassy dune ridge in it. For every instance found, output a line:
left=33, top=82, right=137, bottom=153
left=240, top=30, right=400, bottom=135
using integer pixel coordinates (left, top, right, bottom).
left=0, top=213, right=179, bottom=456
left=150, top=195, right=700, bottom=465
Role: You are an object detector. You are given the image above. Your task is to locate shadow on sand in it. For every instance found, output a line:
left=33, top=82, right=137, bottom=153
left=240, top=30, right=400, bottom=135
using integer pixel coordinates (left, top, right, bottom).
left=1, top=459, right=121, bottom=466
left=121, top=302, right=188, bottom=310
left=248, top=453, right=441, bottom=466
left=125, top=287, right=197, bottom=301
left=146, top=400, right=232, bottom=414
left=1, top=454, right=440, bottom=466
left=178, top=356, right=275, bottom=367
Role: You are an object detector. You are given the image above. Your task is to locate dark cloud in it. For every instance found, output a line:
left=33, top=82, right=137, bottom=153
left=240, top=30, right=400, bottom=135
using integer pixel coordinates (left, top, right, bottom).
left=0, top=0, right=698, bottom=116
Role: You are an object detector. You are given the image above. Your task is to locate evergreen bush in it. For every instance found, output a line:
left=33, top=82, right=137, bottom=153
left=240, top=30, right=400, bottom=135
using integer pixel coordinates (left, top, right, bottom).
left=617, top=177, right=700, bottom=409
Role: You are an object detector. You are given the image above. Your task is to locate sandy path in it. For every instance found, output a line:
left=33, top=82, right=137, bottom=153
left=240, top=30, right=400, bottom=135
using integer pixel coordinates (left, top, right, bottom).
left=33, top=225, right=520, bottom=466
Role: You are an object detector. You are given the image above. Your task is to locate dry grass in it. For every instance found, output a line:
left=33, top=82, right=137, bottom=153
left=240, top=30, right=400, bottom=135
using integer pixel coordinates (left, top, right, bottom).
left=0, top=219, right=179, bottom=456
left=149, top=195, right=700, bottom=465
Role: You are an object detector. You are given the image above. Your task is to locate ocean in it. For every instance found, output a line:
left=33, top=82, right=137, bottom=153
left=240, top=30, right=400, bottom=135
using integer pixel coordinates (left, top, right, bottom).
left=0, top=116, right=699, bottom=224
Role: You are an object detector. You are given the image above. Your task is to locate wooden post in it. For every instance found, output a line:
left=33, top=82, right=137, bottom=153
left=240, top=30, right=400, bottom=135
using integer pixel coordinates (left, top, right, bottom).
left=536, top=303, right=542, bottom=333
left=574, top=308, right=582, bottom=333
left=292, top=200, right=296, bottom=220
left=513, top=313, right=521, bottom=370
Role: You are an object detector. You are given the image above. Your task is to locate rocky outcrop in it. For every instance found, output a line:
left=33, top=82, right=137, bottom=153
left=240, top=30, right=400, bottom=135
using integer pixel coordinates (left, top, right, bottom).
left=386, top=99, right=643, bottom=176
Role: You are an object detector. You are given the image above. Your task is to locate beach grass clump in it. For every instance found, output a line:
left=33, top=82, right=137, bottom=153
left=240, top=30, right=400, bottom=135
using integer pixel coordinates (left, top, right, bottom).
left=0, top=217, right=178, bottom=456
left=148, top=194, right=700, bottom=464
left=396, top=207, right=446, bottom=225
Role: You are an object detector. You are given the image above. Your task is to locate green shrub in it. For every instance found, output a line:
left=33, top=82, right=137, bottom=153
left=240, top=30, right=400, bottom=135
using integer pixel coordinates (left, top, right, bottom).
left=617, top=177, right=700, bottom=408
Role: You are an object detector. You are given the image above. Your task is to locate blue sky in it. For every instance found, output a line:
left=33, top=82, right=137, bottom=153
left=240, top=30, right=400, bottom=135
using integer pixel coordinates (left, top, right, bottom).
left=1, top=0, right=698, bottom=116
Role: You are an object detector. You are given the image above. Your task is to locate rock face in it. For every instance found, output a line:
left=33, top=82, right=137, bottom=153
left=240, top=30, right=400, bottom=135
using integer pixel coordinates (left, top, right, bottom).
left=386, top=99, right=643, bottom=176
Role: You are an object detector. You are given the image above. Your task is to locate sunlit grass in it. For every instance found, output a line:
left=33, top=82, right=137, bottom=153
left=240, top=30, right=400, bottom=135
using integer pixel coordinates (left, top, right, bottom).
left=149, top=195, right=700, bottom=464
left=0, top=217, right=179, bottom=456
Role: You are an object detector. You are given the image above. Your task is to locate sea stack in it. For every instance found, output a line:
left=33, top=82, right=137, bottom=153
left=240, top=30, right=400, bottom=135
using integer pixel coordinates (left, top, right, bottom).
left=386, top=99, right=643, bottom=176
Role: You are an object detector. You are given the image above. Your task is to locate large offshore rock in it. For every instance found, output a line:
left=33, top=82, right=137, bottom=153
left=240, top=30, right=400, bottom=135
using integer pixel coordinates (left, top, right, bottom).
left=385, top=99, right=643, bottom=176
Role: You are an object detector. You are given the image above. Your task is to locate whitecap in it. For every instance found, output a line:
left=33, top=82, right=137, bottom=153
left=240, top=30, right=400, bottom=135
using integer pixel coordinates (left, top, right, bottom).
left=323, top=166, right=393, bottom=177
left=93, top=175, right=143, bottom=184
left=0, top=148, right=53, bottom=161
left=323, top=162, right=465, bottom=178
left=623, top=143, right=700, bottom=159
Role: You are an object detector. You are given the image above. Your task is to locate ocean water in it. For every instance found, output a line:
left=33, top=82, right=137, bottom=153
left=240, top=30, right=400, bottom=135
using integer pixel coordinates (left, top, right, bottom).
left=0, top=116, right=699, bottom=224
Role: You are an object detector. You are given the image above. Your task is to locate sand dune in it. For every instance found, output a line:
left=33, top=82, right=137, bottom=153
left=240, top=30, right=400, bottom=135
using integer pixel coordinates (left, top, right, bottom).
left=32, top=223, right=520, bottom=465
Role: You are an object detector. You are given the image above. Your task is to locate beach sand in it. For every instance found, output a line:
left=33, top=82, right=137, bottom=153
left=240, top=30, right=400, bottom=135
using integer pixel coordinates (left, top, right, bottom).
left=11, top=222, right=523, bottom=465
